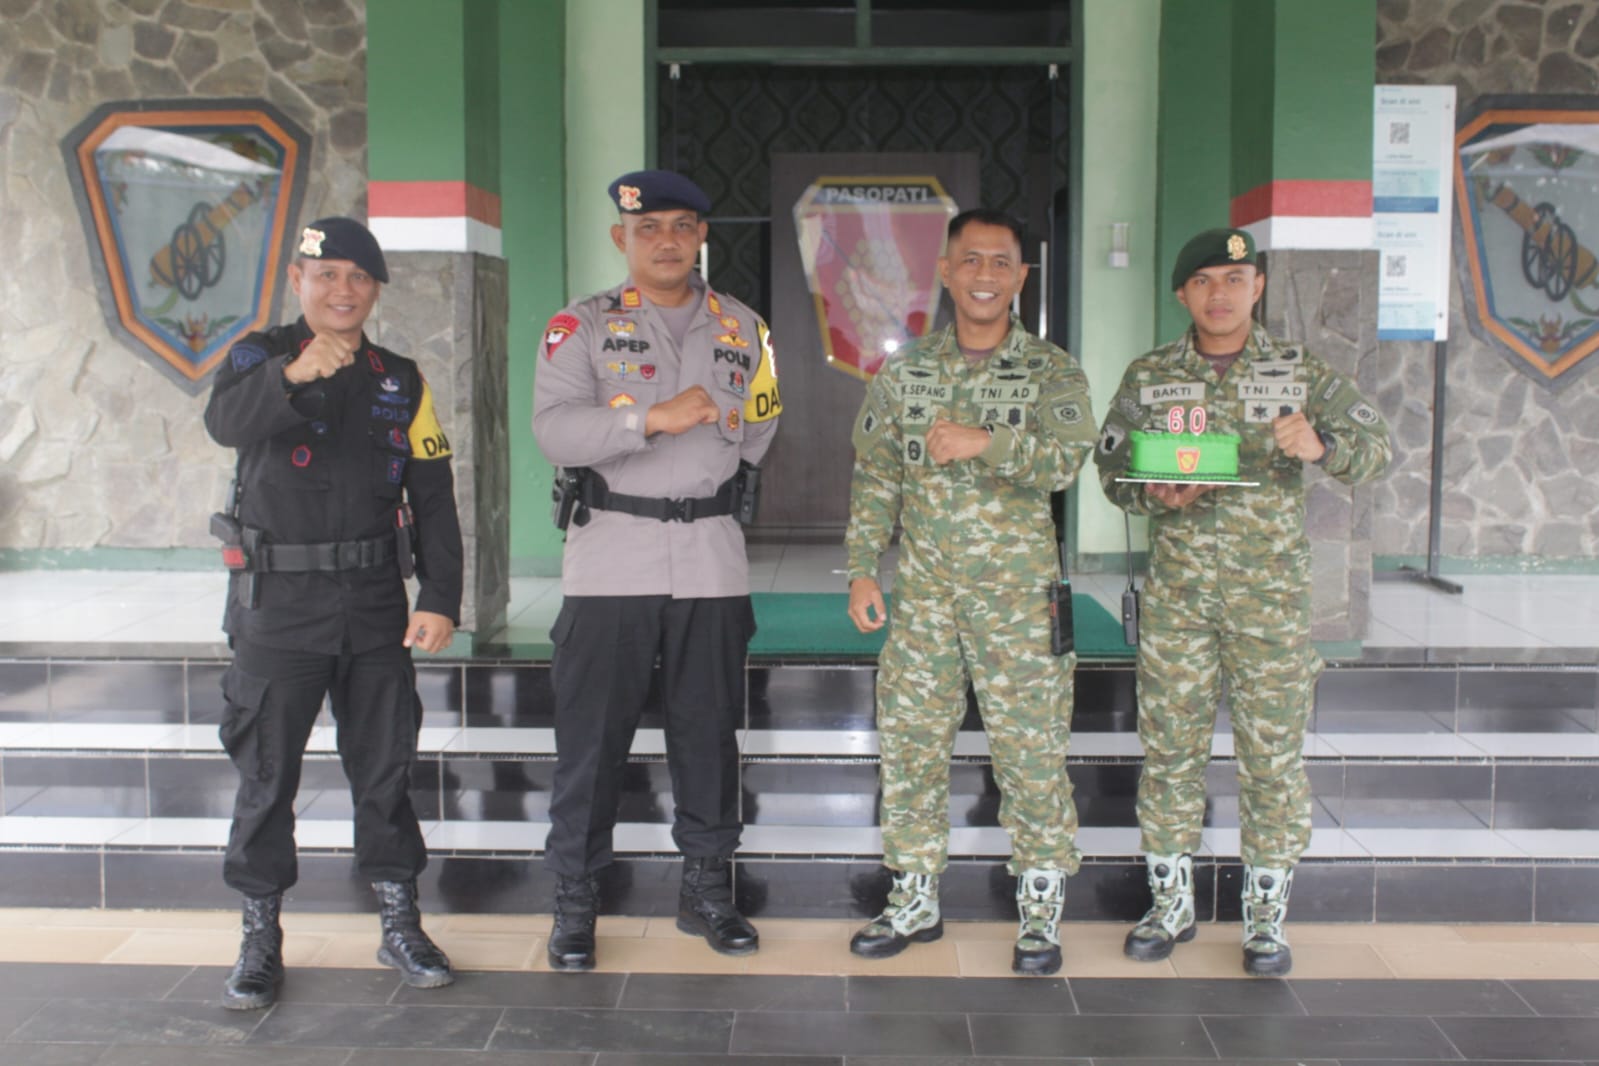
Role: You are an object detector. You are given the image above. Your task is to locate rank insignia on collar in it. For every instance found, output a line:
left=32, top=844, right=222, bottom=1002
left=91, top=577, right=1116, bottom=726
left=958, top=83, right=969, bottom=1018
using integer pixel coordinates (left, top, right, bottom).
left=299, top=227, right=325, bottom=256
left=707, top=292, right=722, bottom=315
left=1227, top=234, right=1247, bottom=260
left=621, top=288, right=642, bottom=309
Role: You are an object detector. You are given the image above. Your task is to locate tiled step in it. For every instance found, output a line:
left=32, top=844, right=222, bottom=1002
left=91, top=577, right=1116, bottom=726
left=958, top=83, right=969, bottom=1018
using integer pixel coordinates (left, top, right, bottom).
left=2, top=653, right=1597, bottom=921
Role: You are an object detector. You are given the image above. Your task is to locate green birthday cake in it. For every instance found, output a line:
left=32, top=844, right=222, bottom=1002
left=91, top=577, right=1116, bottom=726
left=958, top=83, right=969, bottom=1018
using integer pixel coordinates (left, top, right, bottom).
left=1126, top=431, right=1243, bottom=481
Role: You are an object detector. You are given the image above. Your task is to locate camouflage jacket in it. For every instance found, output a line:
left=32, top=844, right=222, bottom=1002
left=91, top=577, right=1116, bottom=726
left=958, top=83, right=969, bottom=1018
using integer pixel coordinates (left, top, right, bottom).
left=845, top=318, right=1096, bottom=589
left=1094, top=323, right=1392, bottom=562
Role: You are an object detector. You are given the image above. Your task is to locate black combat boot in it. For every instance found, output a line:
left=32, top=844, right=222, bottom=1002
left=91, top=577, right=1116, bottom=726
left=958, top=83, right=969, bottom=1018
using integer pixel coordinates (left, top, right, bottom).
left=372, top=880, right=454, bottom=988
left=222, top=893, right=284, bottom=1011
left=547, top=874, right=599, bottom=971
left=677, top=856, right=759, bottom=955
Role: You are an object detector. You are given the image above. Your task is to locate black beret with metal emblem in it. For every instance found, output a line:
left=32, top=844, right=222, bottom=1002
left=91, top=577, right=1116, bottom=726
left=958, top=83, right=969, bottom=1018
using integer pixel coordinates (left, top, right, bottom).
left=1171, top=227, right=1256, bottom=291
left=608, top=169, right=712, bottom=215
left=297, top=216, right=389, bottom=283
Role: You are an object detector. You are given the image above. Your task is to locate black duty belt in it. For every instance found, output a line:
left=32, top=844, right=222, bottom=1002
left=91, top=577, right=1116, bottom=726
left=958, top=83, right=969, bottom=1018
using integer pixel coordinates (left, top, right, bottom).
left=581, top=473, right=737, bottom=523
left=252, top=536, right=397, bottom=572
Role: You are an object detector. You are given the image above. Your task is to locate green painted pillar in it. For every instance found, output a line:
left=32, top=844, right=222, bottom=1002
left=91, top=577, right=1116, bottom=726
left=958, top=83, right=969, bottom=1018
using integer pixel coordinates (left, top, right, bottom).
left=1226, top=0, right=1375, bottom=250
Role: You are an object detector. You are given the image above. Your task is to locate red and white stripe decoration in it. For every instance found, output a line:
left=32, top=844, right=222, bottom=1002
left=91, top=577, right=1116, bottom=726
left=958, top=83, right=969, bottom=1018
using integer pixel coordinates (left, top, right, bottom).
left=369, top=180, right=502, bottom=256
left=1230, top=179, right=1374, bottom=250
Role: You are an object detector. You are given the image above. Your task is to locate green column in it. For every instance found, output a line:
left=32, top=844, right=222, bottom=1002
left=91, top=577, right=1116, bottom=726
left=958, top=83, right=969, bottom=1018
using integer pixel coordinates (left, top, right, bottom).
left=504, top=0, right=569, bottom=574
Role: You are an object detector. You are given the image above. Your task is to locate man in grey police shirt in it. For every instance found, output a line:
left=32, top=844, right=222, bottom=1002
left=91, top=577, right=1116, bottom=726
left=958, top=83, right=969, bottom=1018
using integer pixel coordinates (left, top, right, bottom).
left=532, top=169, right=782, bottom=971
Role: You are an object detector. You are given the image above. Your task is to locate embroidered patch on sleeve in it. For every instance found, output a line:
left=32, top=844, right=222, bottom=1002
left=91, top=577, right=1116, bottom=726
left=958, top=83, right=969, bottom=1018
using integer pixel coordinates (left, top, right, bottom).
left=543, top=313, right=580, bottom=360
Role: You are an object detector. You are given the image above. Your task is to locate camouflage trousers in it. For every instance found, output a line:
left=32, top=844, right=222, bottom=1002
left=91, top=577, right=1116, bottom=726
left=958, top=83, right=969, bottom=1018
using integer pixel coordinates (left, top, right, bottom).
left=1134, top=565, right=1323, bottom=868
left=876, top=580, right=1081, bottom=876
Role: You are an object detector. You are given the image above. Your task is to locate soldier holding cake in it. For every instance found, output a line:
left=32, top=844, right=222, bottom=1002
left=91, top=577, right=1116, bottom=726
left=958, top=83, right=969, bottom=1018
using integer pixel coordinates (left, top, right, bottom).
left=1094, top=227, right=1391, bottom=976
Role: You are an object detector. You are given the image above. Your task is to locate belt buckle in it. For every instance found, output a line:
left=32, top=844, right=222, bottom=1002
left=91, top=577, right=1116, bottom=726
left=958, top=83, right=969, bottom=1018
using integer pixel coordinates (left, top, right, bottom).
left=663, top=497, right=690, bottom=522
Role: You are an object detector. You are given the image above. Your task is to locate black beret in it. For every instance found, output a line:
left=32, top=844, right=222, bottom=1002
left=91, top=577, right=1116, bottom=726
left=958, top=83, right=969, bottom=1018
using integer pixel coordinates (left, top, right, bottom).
left=1171, top=227, right=1256, bottom=290
left=297, top=216, right=389, bottom=283
left=608, top=169, right=711, bottom=215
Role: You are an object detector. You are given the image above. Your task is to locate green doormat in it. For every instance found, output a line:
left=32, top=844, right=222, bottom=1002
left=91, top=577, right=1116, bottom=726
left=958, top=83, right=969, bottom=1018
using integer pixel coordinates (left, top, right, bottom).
left=748, top=592, right=1133, bottom=659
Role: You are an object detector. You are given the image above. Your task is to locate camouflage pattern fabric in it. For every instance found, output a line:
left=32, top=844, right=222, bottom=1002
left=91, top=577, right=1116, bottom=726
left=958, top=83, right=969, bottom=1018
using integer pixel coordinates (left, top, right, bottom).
left=846, top=317, right=1096, bottom=875
left=1094, top=324, right=1392, bottom=867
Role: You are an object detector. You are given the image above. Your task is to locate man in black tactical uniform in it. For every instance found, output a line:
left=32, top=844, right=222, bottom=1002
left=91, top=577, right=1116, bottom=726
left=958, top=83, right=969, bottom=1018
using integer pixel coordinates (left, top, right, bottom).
left=205, top=217, right=464, bottom=1009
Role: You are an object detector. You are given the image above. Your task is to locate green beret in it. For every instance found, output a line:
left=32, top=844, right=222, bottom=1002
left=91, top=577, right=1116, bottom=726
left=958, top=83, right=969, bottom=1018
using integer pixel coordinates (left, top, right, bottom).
left=1171, top=227, right=1256, bottom=290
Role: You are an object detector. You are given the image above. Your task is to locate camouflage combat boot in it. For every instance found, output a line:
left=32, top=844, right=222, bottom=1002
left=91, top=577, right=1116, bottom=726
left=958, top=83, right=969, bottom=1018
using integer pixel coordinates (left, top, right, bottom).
left=1123, top=853, right=1197, bottom=961
left=1012, top=868, right=1066, bottom=976
left=849, top=870, right=942, bottom=958
left=221, top=893, right=284, bottom=1010
left=1241, top=864, right=1294, bottom=976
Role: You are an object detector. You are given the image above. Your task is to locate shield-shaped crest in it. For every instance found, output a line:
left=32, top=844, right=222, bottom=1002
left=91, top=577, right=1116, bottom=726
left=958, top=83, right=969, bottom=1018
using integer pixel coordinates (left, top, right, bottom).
left=1456, top=96, right=1599, bottom=388
left=792, top=176, right=957, bottom=379
left=61, top=99, right=310, bottom=394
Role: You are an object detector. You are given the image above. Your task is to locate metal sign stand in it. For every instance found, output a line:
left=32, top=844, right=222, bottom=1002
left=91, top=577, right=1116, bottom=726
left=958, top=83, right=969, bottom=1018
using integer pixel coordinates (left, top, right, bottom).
left=1385, top=338, right=1463, bottom=594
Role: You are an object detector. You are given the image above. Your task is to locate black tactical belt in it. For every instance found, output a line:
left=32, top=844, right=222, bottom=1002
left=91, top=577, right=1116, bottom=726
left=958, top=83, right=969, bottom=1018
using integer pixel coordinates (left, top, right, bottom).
left=582, top=475, right=737, bottom=523
left=252, top=536, right=397, bottom=572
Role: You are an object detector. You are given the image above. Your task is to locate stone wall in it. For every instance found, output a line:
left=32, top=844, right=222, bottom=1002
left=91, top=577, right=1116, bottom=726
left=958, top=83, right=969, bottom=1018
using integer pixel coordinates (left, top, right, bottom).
left=1260, top=250, right=1383, bottom=641
left=373, top=253, right=510, bottom=638
left=1375, top=0, right=1599, bottom=563
left=0, top=0, right=368, bottom=553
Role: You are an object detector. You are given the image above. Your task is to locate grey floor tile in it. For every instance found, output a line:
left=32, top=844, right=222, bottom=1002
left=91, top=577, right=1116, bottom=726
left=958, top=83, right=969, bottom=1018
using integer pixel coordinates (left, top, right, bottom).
left=968, top=1013, right=1212, bottom=1058
left=621, top=974, right=844, bottom=1012
left=96, top=1048, right=352, bottom=1066
left=1099, top=1060, right=1338, bottom=1066
left=492, top=1007, right=733, bottom=1055
left=847, top=975, right=1073, bottom=1015
left=1070, top=976, right=1303, bottom=1015
left=11, top=999, right=259, bottom=1046
left=246, top=1002, right=503, bottom=1050
left=1509, top=979, right=1599, bottom=1017
left=731, top=1010, right=971, bottom=1057
left=1291, top=978, right=1531, bottom=1017
left=1434, top=1016, right=1599, bottom=1060
left=171, top=965, right=404, bottom=1006
left=347, top=1051, right=594, bottom=1066
left=1202, top=1014, right=1457, bottom=1060
left=394, top=971, right=626, bottom=1009
left=0, top=997, right=44, bottom=1038
left=0, top=1046, right=108, bottom=1066
left=844, top=1058, right=1088, bottom=1066
left=0, top=963, right=192, bottom=1001
left=599, top=1056, right=839, bottom=1066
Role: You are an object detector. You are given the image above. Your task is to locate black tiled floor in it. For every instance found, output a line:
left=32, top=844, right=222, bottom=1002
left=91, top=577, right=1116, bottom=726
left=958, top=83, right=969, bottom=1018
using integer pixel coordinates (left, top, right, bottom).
left=2, top=964, right=1598, bottom=1062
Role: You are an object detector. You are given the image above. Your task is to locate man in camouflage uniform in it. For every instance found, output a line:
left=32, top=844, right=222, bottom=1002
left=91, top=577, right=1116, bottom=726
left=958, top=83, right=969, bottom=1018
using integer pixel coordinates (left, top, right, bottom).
left=845, top=208, right=1096, bottom=976
left=1095, top=228, right=1391, bottom=976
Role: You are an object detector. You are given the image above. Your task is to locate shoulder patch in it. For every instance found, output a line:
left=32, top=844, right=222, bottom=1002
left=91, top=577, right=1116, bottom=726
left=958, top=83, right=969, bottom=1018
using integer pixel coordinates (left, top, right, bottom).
left=230, top=342, right=267, bottom=372
left=742, top=320, right=781, bottom=423
left=1346, top=401, right=1381, bottom=427
left=543, top=313, right=580, bottom=360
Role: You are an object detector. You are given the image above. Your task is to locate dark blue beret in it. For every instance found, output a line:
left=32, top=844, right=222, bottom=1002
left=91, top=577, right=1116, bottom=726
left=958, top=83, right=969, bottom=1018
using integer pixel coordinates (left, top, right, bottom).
left=1171, top=227, right=1256, bottom=290
left=608, top=169, right=711, bottom=215
left=297, top=216, right=389, bottom=283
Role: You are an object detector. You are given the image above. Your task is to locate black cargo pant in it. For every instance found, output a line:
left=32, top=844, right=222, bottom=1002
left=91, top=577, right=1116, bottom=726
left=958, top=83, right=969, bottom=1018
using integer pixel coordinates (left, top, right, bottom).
left=544, top=595, right=754, bottom=877
left=219, top=637, right=427, bottom=897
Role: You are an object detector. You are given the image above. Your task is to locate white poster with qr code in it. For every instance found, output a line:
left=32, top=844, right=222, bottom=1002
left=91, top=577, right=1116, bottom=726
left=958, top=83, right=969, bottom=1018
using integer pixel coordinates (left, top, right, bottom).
left=1375, top=85, right=1456, bottom=340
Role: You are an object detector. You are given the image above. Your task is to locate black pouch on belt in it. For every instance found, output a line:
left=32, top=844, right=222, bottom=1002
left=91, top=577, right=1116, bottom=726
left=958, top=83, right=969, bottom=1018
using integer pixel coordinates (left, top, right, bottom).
left=1048, top=580, right=1074, bottom=657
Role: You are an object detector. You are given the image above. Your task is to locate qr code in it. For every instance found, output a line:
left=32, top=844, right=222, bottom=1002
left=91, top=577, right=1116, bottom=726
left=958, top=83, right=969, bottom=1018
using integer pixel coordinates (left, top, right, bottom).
left=1389, top=121, right=1410, bottom=145
left=1386, top=254, right=1408, bottom=278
